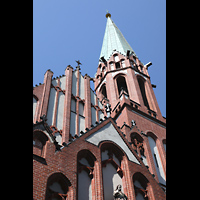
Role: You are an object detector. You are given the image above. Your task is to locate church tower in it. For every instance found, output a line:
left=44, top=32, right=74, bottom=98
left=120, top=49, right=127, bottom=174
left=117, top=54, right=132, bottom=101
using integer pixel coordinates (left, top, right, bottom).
left=95, top=11, right=166, bottom=190
left=33, top=12, right=166, bottom=200
left=95, top=13, right=164, bottom=125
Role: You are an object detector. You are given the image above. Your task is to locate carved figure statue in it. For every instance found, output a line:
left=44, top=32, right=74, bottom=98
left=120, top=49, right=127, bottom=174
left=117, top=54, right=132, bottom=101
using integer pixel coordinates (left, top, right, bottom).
left=131, top=119, right=136, bottom=127
left=132, top=138, right=144, bottom=158
left=113, top=184, right=128, bottom=199
left=105, top=103, right=111, bottom=117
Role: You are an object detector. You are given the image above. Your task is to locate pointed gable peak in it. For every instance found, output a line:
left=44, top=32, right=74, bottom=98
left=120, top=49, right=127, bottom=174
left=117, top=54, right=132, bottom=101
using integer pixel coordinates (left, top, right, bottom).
left=85, top=119, right=141, bottom=165
left=100, top=14, right=136, bottom=61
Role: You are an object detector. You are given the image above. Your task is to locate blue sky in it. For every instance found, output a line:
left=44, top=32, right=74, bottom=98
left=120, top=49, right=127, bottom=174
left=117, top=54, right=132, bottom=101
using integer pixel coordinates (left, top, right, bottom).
left=33, top=0, right=166, bottom=117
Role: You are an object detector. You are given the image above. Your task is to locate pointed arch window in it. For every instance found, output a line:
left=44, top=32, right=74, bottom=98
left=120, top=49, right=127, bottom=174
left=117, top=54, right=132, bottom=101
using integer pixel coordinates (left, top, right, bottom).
left=45, top=173, right=71, bottom=200
left=115, top=62, right=121, bottom=69
left=109, top=61, right=114, bottom=70
left=121, top=59, right=125, bottom=68
left=130, top=60, right=134, bottom=68
left=147, top=133, right=166, bottom=185
left=33, top=130, right=48, bottom=157
left=114, top=54, right=120, bottom=62
left=116, top=76, right=129, bottom=96
left=101, top=143, right=125, bottom=200
left=137, top=77, right=149, bottom=109
left=133, top=173, right=149, bottom=200
left=114, top=54, right=121, bottom=69
left=101, top=84, right=107, bottom=99
left=77, top=150, right=96, bottom=200
left=33, top=96, right=39, bottom=122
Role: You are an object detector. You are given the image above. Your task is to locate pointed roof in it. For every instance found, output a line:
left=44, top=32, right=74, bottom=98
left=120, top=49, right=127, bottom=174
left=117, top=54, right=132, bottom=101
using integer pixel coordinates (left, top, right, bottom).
left=100, top=13, right=136, bottom=61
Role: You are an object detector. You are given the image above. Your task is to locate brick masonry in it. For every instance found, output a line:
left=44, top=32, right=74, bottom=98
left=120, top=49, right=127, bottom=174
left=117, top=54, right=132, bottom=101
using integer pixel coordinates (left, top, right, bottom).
left=33, top=18, right=166, bottom=200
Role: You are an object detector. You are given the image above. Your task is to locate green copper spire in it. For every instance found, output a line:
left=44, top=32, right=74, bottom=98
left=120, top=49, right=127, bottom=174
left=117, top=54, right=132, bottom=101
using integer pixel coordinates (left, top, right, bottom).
left=100, top=14, right=136, bottom=61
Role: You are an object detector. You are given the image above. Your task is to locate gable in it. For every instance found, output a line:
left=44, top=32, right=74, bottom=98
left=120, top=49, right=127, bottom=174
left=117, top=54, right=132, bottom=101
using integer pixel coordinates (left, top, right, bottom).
left=85, top=122, right=140, bottom=165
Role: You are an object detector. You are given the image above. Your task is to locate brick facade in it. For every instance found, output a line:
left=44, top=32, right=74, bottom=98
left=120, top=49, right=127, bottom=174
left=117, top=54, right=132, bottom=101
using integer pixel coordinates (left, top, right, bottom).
left=33, top=13, right=166, bottom=200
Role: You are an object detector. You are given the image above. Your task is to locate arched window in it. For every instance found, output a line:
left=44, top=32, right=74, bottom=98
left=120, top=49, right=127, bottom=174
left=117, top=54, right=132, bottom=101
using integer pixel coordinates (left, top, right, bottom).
left=116, top=62, right=121, bottom=69
left=101, top=84, right=107, bottom=99
left=33, top=96, right=38, bottom=122
left=45, top=173, right=71, bottom=200
left=77, top=150, right=96, bottom=200
left=109, top=61, right=114, bottom=70
left=33, top=130, right=48, bottom=157
left=130, top=60, right=134, bottom=68
left=121, top=59, right=125, bottom=68
left=147, top=133, right=166, bottom=185
left=163, top=139, right=166, bottom=152
left=114, top=54, right=121, bottom=69
left=101, top=143, right=124, bottom=200
left=114, top=54, right=119, bottom=62
left=116, top=76, right=129, bottom=96
left=137, top=77, right=149, bottom=109
left=133, top=172, right=149, bottom=200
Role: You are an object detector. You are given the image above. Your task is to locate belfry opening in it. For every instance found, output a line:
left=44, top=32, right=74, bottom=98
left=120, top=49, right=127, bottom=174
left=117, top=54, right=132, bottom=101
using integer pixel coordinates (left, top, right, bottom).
left=116, top=76, right=129, bottom=96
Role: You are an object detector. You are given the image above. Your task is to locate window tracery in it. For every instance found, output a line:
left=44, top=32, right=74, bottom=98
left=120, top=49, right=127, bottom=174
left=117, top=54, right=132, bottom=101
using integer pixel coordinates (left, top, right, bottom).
left=45, top=173, right=71, bottom=200
left=133, top=172, right=149, bottom=200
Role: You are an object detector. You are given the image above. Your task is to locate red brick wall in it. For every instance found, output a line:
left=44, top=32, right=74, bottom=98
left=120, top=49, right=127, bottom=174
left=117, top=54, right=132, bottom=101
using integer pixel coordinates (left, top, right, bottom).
left=33, top=53, right=165, bottom=199
left=33, top=119, right=165, bottom=200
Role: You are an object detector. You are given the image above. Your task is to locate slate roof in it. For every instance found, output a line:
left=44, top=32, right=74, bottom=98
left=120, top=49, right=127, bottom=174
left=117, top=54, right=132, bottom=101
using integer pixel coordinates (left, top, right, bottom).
left=99, top=15, right=136, bottom=61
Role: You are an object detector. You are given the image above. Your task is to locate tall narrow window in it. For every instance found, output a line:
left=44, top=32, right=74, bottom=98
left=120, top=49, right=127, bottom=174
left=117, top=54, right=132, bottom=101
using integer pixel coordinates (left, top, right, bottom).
left=116, top=76, right=129, bottom=96
left=148, top=134, right=166, bottom=185
left=77, top=150, right=96, bottom=200
left=70, top=97, right=77, bottom=137
left=137, top=78, right=149, bottom=109
left=115, top=62, right=121, bottom=69
left=114, top=54, right=119, bottom=62
left=101, top=84, right=107, bottom=99
left=79, top=101, right=85, bottom=134
left=133, top=172, right=149, bottom=200
left=79, top=101, right=84, bottom=117
left=109, top=62, right=114, bottom=70
left=130, top=60, right=134, bottom=68
left=114, top=54, right=121, bottom=69
left=33, top=97, right=37, bottom=121
left=121, top=59, right=125, bottom=68
left=101, top=143, right=124, bottom=200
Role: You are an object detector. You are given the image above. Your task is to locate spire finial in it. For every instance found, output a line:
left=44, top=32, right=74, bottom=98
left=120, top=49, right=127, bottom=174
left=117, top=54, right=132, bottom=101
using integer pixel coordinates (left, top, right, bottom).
left=106, top=10, right=111, bottom=18
left=75, top=60, right=82, bottom=70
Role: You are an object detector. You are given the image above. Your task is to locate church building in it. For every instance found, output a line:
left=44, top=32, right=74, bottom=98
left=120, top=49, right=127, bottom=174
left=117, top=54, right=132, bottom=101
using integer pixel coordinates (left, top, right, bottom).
left=33, top=13, right=166, bottom=200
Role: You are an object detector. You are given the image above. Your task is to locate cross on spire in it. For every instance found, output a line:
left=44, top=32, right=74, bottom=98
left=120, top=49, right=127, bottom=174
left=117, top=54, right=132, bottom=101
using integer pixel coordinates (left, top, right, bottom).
left=75, top=60, right=82, bottom=70
left=106, top=11, right=111, bottom=18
